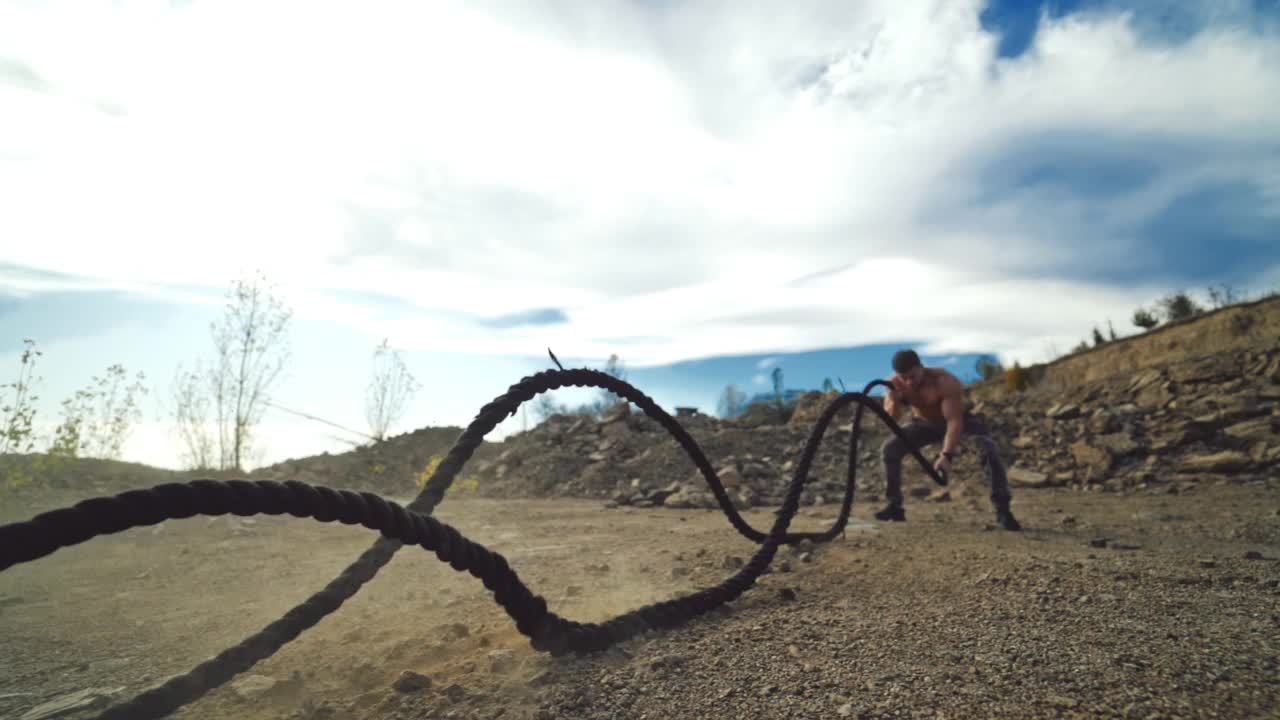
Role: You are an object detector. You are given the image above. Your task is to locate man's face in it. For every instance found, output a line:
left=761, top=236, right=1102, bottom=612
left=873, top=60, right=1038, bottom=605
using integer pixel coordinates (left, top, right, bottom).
left=895, top=366, right=925, bottom=391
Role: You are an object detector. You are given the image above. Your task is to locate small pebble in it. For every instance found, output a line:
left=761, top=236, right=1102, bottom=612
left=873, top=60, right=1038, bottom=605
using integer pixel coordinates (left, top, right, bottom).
left=392, top=671, right=431, bottom=693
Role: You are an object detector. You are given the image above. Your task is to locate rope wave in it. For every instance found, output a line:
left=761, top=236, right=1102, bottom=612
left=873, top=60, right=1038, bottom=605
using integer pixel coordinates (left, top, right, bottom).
left=0, top=368, right=945, bottom=719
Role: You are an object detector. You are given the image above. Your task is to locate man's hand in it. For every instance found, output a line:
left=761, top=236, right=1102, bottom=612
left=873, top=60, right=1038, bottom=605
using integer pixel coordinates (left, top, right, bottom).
left=888, top=375, right=907, bottom=403
left=933, top=453, right=952, bottom=476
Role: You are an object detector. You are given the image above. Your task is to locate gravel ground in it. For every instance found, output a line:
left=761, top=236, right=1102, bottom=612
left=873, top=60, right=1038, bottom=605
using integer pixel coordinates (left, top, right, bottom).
left=1, top=479, right=1278, bottom=720
left=532, top=482, right=1280, bottom=720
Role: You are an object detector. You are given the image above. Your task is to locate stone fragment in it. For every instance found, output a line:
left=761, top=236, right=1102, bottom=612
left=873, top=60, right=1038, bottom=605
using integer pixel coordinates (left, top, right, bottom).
left=1088, top=410, right=1117, bottom=434
left=1135, top=382, right=1175, bottom=409
left=1128, top=369, right=1162, bottom=392
left=488, top=650, right=517, bottom=674
left=1046, top=403, right=1081, bottom=420
left=1224, top=416, right=1276, bottom=441
left=1097, top=432, right=1142, bottom=458
left=230, top=675, right=277, bottom=700
left=1007, top=468, right=1051, bottom=488
left=1168, top=356, right=1230, bottom=384
left=1070, top=440, right=1113, bottom=474
left=19, top=688, right=126, bottom=720
left=717, top=466, right=743, bottom=489
left=393, top=671, right=431, bottom=693
left=1176, top=451, right=1253, bottom=474
left=601, top=404, right=630, bottom=424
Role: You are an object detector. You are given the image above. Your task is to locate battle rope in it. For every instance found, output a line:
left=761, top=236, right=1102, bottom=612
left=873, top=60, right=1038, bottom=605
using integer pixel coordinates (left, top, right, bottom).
left=0, top=369, right=945, bottom=720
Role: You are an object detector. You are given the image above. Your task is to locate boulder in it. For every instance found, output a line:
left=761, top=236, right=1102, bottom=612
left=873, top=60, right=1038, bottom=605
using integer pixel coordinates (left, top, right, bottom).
left=663, top=487, right=716, bottom=509
left=1088, top=410, right=1118, bottom=434
left=393, top=671, right=432, bottom=693
left=1176, top=451, right=1254, bottom=474
left=1168, top=355, right=1233, bottom=384
left=1153, top=420, right=1214, bottom=451
left=1128, top=369, right=1163, bottom=393
left=1046, top=403, right=1081, bottom=420
left=1266, top=356, right=1280, bottom=383
left=1007, top=467, right=1051, bottom=488
left=19, top=687, right=127, bottom=720
left=715, top=466, right=743, bottom=489
left=1224, top=416, right=1277, bottom=442
left=1070, top=440, right=1113, bottom=474
left=1096, top=432, right=1142, bottom=458
left=601, top=421, right=631, bottom=438
left=1136, top=382, right=1176, bottom=409
left=601, top=403, right=631, bottom=425
left=231, top=675, right=278, bottom=700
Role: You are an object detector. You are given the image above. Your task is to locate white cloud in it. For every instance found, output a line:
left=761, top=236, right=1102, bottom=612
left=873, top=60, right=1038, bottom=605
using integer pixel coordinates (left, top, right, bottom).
left=2, top=2, right=1277, bottom=384
left=118, top=417, right=363, bottom=472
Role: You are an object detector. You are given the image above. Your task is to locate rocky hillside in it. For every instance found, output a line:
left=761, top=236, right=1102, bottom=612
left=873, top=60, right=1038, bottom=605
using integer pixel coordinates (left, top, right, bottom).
left=0, top=455, right=193, bottom=522
left=469, top=399, right=892, bottom=510
left=970, top=294, right=1280, bottom=401
left=281, top=308, right=1280, bottom=504
left=975, top=345, right=1279, bottom=489
left=251, top=425, right=502, bottom=496
left=465, top=343, right=1280, bottom=509
left=0, top=425, right=501, bottom=521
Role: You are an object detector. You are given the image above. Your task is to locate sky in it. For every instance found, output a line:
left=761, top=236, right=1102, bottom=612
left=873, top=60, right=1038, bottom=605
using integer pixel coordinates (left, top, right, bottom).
left=1, top=0, right=1278, bottom=471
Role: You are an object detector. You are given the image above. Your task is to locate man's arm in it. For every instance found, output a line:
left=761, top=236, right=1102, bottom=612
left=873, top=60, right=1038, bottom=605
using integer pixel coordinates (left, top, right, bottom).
left=939, top=379, right=966, bottom=456
left=884, top=384, right=902, bottom=421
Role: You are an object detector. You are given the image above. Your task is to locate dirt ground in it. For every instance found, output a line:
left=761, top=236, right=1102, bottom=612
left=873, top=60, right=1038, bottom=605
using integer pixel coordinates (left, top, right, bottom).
left=2, top=479, right=1278, bottom=720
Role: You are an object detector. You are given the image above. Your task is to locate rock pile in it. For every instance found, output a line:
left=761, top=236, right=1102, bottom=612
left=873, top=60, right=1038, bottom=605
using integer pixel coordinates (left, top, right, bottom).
left=250, top=426, right=501, bottom=495
left=979, top=346, right=1280, bottom=493
left=470, top=345, right=1280, bottom=506
left=472, top=395, right=900, bottom=509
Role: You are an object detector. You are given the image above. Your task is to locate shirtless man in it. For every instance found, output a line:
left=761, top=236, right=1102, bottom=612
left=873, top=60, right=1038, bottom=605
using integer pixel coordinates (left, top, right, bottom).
left=875, top=349, right=1021, bottom=531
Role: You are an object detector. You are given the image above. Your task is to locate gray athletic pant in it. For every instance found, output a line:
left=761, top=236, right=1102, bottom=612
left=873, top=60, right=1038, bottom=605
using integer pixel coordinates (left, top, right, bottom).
left=881, top=412, right=1012, bottom=509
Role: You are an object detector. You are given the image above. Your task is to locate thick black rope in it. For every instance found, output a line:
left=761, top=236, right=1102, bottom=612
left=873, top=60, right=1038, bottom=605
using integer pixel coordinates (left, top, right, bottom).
left=0, top=370, right=943, bottom=719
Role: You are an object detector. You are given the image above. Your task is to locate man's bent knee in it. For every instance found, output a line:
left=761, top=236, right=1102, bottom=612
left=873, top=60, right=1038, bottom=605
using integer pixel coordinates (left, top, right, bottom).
left=881, top=437, right=908, bottom=462
left=973, top=435, right=1000, bottom=458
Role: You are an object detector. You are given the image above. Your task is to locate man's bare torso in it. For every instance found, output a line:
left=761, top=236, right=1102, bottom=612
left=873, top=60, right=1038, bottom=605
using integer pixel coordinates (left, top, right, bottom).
left=899, top=368, right=965, bottom=422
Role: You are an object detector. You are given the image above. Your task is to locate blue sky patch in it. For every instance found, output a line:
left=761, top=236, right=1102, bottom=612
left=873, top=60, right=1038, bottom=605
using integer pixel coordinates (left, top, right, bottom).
left=0, top=290, right=182, bottom=352
left=980, top=0, right=1280, bottom=58
left=953, top=129, right=1279, bottom=287
left=974, top=129, right=1170, bottom=203
left=981, top=0, right=1078, bottom=58
left=1134, top=179, right=1279, bottom=286
left=476, top=308, right=570, bottom=329
left=548, top=343, right=993, bottom=410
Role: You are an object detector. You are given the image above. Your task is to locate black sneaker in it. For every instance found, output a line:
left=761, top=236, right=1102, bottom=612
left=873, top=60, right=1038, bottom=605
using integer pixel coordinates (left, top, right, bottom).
left=995, top=506, right=1021, bottom=531
left=874, top=504, right=905, bottom=522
